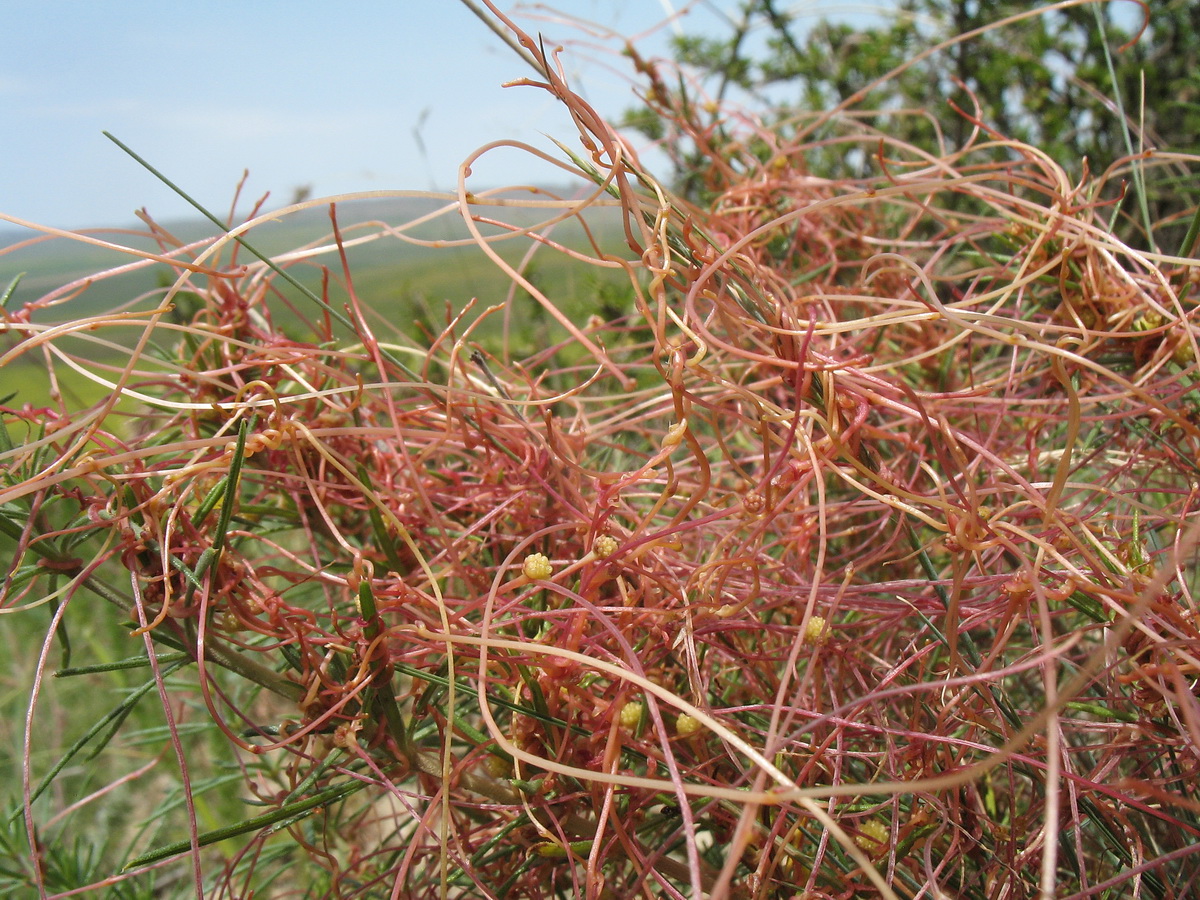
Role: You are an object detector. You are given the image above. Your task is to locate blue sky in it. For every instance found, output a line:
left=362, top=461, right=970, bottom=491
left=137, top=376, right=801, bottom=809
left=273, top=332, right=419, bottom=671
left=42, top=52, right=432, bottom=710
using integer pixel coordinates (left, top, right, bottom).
left=3, top=1, right=881, bottom=230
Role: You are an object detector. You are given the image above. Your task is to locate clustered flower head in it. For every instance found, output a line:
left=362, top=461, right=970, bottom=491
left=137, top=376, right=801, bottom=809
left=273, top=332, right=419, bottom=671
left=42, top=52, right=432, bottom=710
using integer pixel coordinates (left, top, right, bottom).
left=618, top=700, right=643, bottom=730
left=521, top=552, right=553, bottom=581
left=593, top=534, right=618, bottom=558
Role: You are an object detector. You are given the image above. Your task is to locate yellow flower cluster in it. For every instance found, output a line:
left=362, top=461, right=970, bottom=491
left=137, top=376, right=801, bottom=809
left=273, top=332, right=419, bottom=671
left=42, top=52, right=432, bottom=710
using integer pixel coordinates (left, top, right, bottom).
left=593, top=535, right=618, bottom=558
left=618, top=701, right=643, bottom=729
left=522, top=553, right=553, bottom=580
left=803, top=615, right=827, bottom=645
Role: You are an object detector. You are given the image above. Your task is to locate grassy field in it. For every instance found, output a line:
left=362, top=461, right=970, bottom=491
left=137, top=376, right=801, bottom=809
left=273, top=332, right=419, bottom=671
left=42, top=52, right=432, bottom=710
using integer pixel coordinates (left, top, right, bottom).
left=2, top=196, right=632, bottom=411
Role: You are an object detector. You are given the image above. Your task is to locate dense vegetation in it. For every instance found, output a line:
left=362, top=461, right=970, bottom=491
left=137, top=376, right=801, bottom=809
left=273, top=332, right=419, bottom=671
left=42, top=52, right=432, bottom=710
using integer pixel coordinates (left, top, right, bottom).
left=2, top=1, right=1198, bottom=897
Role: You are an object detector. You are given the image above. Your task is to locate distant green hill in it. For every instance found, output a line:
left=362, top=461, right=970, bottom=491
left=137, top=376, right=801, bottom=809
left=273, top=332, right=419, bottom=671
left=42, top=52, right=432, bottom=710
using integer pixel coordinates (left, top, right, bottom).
left=1, top=193, right=633, bottom=409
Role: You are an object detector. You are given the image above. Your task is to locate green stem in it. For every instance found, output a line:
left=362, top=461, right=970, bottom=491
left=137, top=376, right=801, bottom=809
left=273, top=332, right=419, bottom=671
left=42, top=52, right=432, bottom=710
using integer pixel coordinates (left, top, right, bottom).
left=123, top=776, right=365, bottom=870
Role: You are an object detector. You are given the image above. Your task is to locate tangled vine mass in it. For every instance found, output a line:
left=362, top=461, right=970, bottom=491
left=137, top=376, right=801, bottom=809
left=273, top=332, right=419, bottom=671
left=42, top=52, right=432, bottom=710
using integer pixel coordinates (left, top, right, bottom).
left=3, top=3, right=1200, bottom=898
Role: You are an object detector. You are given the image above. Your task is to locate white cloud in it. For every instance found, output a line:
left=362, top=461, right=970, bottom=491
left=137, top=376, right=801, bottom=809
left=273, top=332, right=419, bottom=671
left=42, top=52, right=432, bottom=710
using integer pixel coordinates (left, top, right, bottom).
left=0, top=75, right=31, bottom=95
